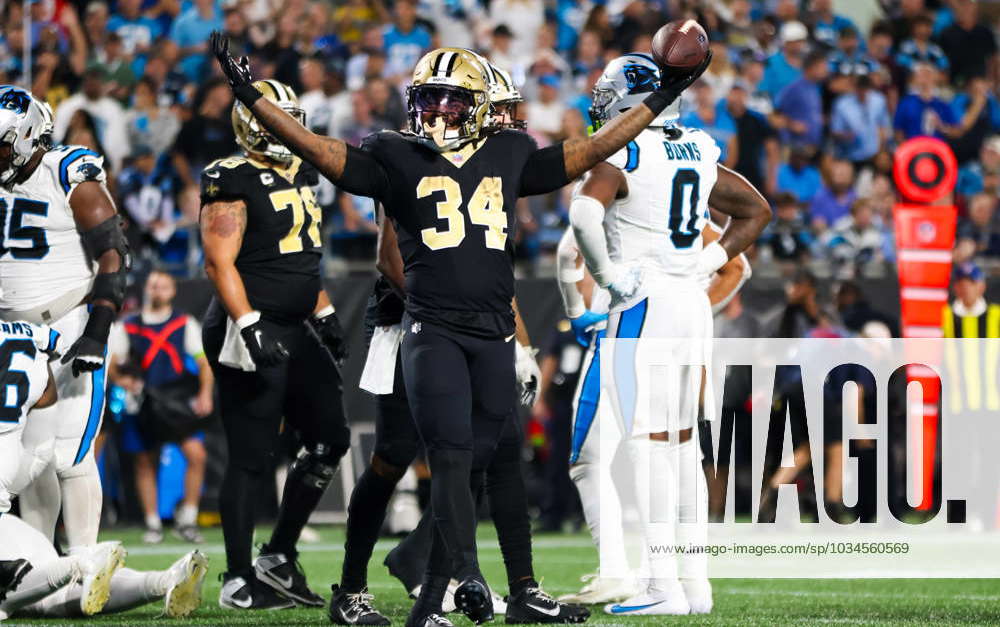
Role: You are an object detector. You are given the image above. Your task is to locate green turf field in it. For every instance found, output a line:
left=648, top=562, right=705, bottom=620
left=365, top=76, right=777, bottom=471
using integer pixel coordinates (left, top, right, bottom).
left=7, top=526, right=1000, bottom=626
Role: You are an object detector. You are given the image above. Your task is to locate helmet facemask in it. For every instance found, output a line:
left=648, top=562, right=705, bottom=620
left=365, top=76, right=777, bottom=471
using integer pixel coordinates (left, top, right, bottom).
left=0, top=89, right=50, bottom=187
left=407, top=84, right=485, bottom=152
left=232, top=80, right=305, bottom=165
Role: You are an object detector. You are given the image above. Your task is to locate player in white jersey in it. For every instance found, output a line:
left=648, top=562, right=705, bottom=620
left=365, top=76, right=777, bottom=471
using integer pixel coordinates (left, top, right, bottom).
left=0, top=320, right=208, bottom=620
left=567, top=54, right=770, bottom=616
left=555, top=223, right=751, bottom=606
left=0, top=86, right=131, bottom=550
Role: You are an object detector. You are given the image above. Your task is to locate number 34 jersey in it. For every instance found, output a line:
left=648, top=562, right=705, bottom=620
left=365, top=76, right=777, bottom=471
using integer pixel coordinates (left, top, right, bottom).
left=603, top=126, right=720, bottom=285
left=201, top=155, right=321, bottom=322
left=361, top=130, right=542, bottom=339
left=0, top=145, right=105, bottom=314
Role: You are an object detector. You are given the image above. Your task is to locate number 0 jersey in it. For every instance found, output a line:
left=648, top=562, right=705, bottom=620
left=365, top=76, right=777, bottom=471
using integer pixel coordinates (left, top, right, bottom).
left=0, top=320, right=57, bottom=433
left=0, top=146, right=105, bottom=315
left=602, top=126, right=720, bottom=294
left=360, top=130, right=560, bottom=338
left=200, top=155, right=322, bottom=322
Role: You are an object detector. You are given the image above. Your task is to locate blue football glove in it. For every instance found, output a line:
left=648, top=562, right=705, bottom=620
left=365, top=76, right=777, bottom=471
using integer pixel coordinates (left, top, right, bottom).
left=570, top=310, right=608, bottom=347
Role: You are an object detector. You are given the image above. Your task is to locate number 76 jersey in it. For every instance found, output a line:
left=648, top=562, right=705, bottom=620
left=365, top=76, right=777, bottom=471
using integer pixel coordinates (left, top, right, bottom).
left=0, top=145, right=105, bottom=314
left=603, top=125, right=720, bottom=281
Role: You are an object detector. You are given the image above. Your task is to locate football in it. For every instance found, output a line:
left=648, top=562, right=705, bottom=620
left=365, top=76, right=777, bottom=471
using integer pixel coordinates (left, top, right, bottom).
left=651, top=19, right=710, bottom=74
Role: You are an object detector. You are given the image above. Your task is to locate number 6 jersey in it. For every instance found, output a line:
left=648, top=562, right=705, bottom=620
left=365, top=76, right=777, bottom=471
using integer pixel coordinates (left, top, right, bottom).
left=602, top=125, right=720, bottom=287
left=0, top=145, right=105, bottom=317
left=200, top=155, right=321, bottom=322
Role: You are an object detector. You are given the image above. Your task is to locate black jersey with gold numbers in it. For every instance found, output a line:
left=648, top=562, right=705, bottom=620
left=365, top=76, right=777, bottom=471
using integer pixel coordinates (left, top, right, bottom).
left=359, top=130, right=547, bottom=338
left=200, top=155, right=322, bottom=322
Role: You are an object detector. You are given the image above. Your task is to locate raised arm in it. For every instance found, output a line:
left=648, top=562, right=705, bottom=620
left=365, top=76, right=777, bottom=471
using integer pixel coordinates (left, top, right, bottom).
left=210, top=32, right=388, bottom=199
left=521, top=53, right=712, bottom=196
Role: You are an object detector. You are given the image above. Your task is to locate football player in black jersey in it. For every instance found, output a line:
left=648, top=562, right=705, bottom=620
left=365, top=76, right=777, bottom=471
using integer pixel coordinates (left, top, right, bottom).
left=328, top=59, right=586, bottom=627
left=211, top=34, right=711, bottom=627
left=199, top=79, right=351, bottom=611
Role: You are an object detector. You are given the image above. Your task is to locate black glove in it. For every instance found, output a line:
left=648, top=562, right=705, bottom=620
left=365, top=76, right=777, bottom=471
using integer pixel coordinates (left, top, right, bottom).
left=307, top=310, right=349, bottom=365
left=61, top=305, right=114, bottom=377
left=209, top=30, right=260, bottom=107
left=240, top=320, right=289, bottom=368
left=643, top=50, right=714, bottom=115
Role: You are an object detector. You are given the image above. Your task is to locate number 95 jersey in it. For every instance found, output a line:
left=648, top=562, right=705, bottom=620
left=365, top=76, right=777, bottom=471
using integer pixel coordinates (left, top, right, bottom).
left=201, top=155, right=322, bottom=322
left=603, top=126, right=720, bottom=282
left=0, top=146, right=105, bottom=314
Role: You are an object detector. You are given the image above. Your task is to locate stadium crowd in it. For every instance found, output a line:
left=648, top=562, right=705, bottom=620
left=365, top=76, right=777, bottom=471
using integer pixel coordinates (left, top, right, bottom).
left=4, top=0, right=1000, bottom=282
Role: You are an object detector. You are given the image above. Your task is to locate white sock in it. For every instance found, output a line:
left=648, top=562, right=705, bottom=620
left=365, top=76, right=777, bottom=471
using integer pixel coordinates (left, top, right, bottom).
left=59, top=456, right=103, bottom=549
left=17, top=464, right=61, bottom=543
left=144, top=514, right=162, bottom=531
left=570, top=460, right=630, bottom=578
left=2, top=556, right=80, bottom=617
left=675, top=439, right=709, bottom=582
left=99, top=568, right=163, bottom=613
left=176, top=504, right=198, bottom=527
left=628, top=438, right=681, bottom=593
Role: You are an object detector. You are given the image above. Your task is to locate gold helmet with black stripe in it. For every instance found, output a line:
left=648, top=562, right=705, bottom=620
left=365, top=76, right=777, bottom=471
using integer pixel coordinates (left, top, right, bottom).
left=407, top=48, right=490, bottom=152
left=464, top=50, right=525, bottom=131
left=232, top=79, right=305, bottom=163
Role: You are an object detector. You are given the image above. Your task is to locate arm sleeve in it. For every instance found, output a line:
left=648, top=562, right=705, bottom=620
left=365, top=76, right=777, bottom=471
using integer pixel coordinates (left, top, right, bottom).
left=338, top=142, right=391, bottom=201
left=570, top=194, right=615, bottom=287
left=555, top=228, right=586, bottom=318
left=519, top=143, right=571, bottom=196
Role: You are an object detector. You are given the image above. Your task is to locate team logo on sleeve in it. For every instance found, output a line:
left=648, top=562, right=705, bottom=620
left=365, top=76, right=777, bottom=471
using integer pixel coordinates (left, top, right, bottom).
left=76, top=162, right=102, bottom=182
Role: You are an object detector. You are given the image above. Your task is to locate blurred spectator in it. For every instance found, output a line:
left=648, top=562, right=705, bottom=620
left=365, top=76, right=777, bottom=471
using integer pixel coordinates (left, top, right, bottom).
left=828, top=26, right=880, bottom=77
left=53, top=66, right=130, bottom=171
left=257, top=13, right=305, bottom=91
left=490, top=0, right=544, bottom=64
left=725, top=81, right=778, bottom=195
left=737, top=50, right=774, bottom=115
left=956, top=193, right=1000, bottom=260
left=419, top=0, right=483, bottom=51
left=760, top=193, right=814, bottom=262
left=938, top=0, right=998, bottom=86
left=171, top=79, right=235, bottom=190
left=893, top=63, right=958, bottom=141
left=527, top=75, right=566, bottom=142
left=93, top=33, right=138, bottom=103
left=126, top=77, right=181, bottom=158
left=571, top=29, right=604, bottom=93
left=894, top=14, right=949, bottom=75
left=761, top=20, right=808, bottom=98
left=681, top=80, right=738, bottom=167
left=777, top=146, right=822, bottom=203
left=888, top=0, right=927, bottom=44
left=949, top=77, right=1000, bottom=164
left=809, top=159, right=857, bottom=230
left=715, top=292, right=761, bottom=338
left=824, top=198, right=886, bottom=274
left=169, top=0, right=223, bottom=82
left=383, top=0, right=432, bottom=82
left=366, top=78, right=406, bottom=130
left=333, top=0, right=389, bottom=46
left=110, top=270, right=213, bottom=544
left=808, top=0, right=860, bottom=50
left=771, top=269, right=821, bottom=338
left=107, top=0, right=162, bottom=69
left=836, top=281, right=899, bottom=336
left=84, top=1, right=111, bottom=60
left=720, top=0, right=755, bottom=50
left=957, top=135, right=1000, bottom=198
left=299, top=58, right=351, bottom=138
left=142, top=46, right=189, bottom=108
left=830, top=69, right=891, bottom=166
left=775, top=50, right=829, bottom=149
left=703, top=42, right=737, bottom=103
left=346, top=26, right=387, bottom=91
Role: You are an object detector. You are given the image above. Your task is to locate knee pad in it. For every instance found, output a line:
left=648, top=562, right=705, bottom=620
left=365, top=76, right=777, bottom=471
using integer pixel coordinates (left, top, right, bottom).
left=290, top=443, right=343, bottom=490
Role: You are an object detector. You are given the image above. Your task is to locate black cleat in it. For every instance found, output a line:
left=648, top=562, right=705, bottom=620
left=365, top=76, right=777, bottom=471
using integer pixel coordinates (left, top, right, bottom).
left=454, top=577, right=494, bottom=625
left=254, top=550, right=324, bottom=607
left=218, top=573, right=295, bottom=610
left=505, top=585, right=590, bottom=624
left=0, top=559, right=32, bottom=603
left=328, top=585, right=390, bottom=625
left=406, top=612, right=455, bottom=627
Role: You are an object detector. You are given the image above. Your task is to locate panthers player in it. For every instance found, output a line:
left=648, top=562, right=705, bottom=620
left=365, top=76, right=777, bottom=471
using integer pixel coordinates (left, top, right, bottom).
left=199, top=79, right=351, bottom=611
left=568, top=54, right=770, bottom=616
left=0, top=86, right=130, bottom=552
left=211, top=34, right=709, bottom=626
left=555, top=221, right=751, bottom=606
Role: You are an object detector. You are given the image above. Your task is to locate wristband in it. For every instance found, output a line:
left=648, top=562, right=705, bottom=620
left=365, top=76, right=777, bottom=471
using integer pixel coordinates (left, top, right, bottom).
left=233, top=83, right=262, bottom=107
left=314, top=304, right=335, bottom=319
left=697, top=241, right=730, bottom=276
left=83, top=305, right=115, bottom=343
left=236, top=311, right=261, bottom=330
left=643, top=91, right=673, bottom=116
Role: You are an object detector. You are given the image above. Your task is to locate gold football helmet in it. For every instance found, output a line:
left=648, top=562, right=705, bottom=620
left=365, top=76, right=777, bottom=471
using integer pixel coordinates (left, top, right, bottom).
left=463, top=50, right=525, bottom=131
left=407, top=48, right=490, bottom=152
left=232, top=79, right=305, bottom=164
